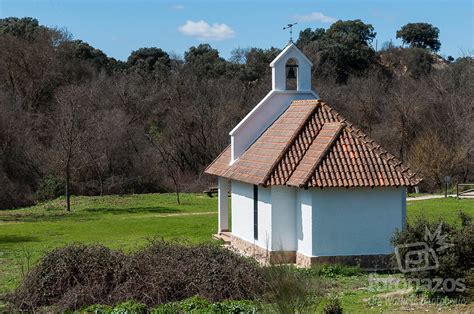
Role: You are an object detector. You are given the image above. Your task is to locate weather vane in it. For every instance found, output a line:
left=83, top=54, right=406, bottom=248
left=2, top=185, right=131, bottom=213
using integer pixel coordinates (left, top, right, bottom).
left=283, top=23, right=298, bottom=43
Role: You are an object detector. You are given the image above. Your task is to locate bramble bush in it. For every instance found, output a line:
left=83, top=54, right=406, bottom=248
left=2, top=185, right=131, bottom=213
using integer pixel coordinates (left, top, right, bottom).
left=391, top=211, right=474, bottom=299
left=8, top=244, right=127, bottom=310
left=113, top=240, right=265, bottom=305
left=6, top=241, right=266, bottom=311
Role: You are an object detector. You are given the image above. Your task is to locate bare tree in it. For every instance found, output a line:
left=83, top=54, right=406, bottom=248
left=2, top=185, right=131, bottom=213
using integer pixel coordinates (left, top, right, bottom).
left=409, top=132, right=467, bottom=189
left=50, top=85, right=92, bottom=211
left=146, top=132, right=183, bottom=205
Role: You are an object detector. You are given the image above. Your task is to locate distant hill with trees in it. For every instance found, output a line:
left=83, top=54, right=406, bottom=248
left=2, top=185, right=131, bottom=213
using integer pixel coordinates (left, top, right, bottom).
left=0, top=17, right=472, bottom=209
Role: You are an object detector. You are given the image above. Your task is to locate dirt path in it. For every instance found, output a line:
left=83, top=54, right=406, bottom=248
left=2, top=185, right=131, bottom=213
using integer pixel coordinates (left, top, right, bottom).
left=146, top=211, right=216, bottom=218
left=407, top=194, right=456, bottom=201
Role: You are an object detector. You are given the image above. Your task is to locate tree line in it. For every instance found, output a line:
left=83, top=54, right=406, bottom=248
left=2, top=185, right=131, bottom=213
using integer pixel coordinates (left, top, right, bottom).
left=0, top=17, right=472, bottom=209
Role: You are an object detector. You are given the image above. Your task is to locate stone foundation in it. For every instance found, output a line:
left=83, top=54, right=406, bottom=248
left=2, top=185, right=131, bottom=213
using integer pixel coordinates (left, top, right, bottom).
left=230, top=235, right=295, bottom=264
left=229, top=234, right=392, bottom=269
left=296, top=252, right=393, bottom=270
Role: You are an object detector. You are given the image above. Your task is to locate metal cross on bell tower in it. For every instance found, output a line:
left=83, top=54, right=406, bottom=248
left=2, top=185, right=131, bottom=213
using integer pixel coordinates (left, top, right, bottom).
left=283, top=22, right=298, bottom=43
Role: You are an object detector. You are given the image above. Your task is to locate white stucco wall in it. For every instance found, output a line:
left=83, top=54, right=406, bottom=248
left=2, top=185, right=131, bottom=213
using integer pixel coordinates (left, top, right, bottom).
left=217, top=177, right=230, bottom=232
left=232, top=181, right=406, bottom=257
left=230, top=90, right=317, bottom=163
left=310, top=187, right=406, bottom=256
left=231, top=181, right=272, bottom=249
left=231, top=181, right=254, bottom=243
left=256, top=186, right=272, bottom=249
left=271, top=186, right=297, bottom=251
left=296, top=189, right=313, bottom=256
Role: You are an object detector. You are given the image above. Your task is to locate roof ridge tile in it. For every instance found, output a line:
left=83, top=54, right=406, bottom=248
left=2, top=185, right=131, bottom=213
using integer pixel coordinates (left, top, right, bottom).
left=286, top=121, right=344, bottom=187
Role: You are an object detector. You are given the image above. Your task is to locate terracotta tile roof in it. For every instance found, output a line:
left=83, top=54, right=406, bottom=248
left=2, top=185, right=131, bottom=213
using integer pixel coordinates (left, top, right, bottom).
left=205, top=99, right=422, bottom=188
left=221, top=101, right=318, bottom=185
left=205, top=145, right=231, bottom=177
left=286, top=122, right=343, bottom=187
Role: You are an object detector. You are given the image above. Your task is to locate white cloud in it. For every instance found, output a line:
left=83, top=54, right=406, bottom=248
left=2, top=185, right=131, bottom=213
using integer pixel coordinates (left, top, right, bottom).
left=293, top=12, right=337, bottom=23
left=172, top=4, right=185, bottom=10
left=178, top=20, right=235, bottom=41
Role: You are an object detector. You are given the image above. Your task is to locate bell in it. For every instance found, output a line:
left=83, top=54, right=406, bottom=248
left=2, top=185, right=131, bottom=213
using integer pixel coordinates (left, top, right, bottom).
left=286, top=65, right=297, bottom=79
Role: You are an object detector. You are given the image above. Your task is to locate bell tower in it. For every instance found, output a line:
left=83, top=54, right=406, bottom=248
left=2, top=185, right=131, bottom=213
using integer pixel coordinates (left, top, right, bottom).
left=229, top=43, right=318, bottom=163
left=270, top=42, right=313, bottom=92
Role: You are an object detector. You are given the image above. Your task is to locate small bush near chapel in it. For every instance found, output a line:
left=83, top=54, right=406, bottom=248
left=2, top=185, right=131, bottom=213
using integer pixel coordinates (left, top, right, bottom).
left=391, top=211, right=474, bottom=299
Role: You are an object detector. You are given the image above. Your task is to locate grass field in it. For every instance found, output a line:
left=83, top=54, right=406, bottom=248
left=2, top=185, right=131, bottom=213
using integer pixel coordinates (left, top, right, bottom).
left=407, top=197, right=474, bottom=225
left=0, top=194, right=473, bottom=312
left=0, top=194, right=217, bottom=293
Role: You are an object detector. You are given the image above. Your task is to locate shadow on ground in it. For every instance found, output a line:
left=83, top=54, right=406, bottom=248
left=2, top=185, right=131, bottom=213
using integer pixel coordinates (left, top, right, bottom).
left=0, top=235, right=40, bottom=245
left=0, top=213, right=98, bottom=223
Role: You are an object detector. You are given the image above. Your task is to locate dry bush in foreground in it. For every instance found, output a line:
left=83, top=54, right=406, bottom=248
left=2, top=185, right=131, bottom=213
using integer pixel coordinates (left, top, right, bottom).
left=7, top=242, right=266, bottom=311
left=7, top=245, right=127, bottom=310
left=112, top=241, right=266, bottom=305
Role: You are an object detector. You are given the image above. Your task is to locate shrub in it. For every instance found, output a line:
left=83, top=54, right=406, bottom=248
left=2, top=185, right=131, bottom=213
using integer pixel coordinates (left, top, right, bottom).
left=307, top=264, right=362, bottom=278
left=111, top=300, right=146, bottom=314
left=7, top=241, right=265, bottom=311
left=174, top=296, right=210, bottom=312
left=323, top=295, right=343, bottom=314
left=151, top=296, right=210, bottom=313
left=80, top=304, right=113, bottom=314
left=8, top=244, right=127, bottom=310
left=464, top=270, right=474, bottom=302
left=391, top=212, right=474, bottom=297
left=35, top=174, right=64, bottom=201
left=209, top=300, right=259, bottom=313
left=263, top=265, right=325, bottom=313
left=114, top=241, right=265, bottom=305
left=151, top=297, right=259, bottom=314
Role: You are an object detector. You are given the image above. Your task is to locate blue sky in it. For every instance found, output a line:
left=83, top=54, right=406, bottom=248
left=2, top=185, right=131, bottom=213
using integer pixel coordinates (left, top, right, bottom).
left=1, top=0, right=472, bottom=60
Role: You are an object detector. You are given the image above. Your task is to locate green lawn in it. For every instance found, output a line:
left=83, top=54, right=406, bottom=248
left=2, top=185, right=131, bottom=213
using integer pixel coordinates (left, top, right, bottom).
left=0, top=193, right=218, bottom=293
left=0, top=194, right=473, bottom=311
left=407, top=197, right=474, bottom=225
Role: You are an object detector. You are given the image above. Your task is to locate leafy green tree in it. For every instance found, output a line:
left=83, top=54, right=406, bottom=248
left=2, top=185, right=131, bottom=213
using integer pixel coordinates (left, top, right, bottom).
left=240, top=47, right=280, bottom=81
left=127, top=47, right=171, bottom=75
left=184, top=44, right=226, bottom=78
left=326, top=19, right=376, bottom=44
left=396, top=23, right=441, bottom=51
left=0, top=16, right=69, bottom=50
left=0, top=17, right=43, bottom=40
left=296, top=27, right=326, bottom=48
left=317, top=19, right=377, bottom=83
left=68, top=40, right=111, bottom=71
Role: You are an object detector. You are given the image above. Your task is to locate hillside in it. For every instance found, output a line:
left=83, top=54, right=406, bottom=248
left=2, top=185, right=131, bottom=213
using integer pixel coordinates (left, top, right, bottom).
left=0, top=17, right=472, bottom=211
